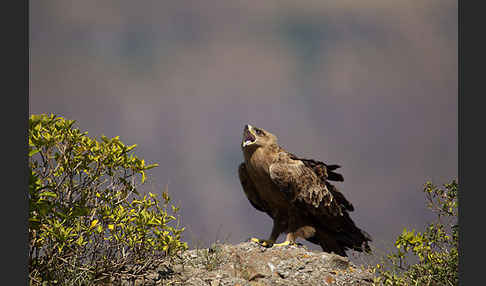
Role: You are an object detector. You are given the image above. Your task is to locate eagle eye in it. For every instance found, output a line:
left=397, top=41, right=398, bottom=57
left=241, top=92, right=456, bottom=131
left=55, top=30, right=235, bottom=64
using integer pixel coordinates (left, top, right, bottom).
left=255, top=129, right=264, bottom=136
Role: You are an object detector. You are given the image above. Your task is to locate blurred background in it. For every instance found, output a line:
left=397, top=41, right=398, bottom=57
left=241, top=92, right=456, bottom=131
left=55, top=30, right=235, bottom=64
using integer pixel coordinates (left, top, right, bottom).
left=30, top=0, right=457, bottom=261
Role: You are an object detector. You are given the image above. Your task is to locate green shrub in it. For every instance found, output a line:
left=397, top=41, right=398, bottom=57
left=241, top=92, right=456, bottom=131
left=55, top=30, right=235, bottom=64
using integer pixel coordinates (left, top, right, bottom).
left=28, top=114, right=188, bottom=285
left=373, top=180, right=458, bottom=286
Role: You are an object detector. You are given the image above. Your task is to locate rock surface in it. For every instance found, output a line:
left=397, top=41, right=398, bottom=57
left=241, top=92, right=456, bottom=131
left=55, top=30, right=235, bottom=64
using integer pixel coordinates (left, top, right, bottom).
left=100, top=241, right=375, bottom=285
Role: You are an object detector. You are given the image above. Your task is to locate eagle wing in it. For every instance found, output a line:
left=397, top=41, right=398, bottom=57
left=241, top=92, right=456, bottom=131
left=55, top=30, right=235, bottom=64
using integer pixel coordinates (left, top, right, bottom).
left=288, top=153, right=344, bottom=182
left=268, top=154, right=342, bottom=216
left=238, top=163, right=270, bottom=215
left=269, top=153, right=371, bottom=253
left=290, top=154, right=354, bottom=212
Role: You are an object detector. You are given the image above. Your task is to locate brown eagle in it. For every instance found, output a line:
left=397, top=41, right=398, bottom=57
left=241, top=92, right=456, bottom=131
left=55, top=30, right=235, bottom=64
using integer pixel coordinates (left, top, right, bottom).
left=238, top=124, right=371, bottom=256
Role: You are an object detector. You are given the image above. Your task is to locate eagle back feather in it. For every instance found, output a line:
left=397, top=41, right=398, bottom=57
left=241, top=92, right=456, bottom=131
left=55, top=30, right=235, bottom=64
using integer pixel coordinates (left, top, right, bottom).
left=288, top=153, right=353, bottom=212
left=289, top=153, right=344, bottom=182
left=268, top=151, right=342, bottom=216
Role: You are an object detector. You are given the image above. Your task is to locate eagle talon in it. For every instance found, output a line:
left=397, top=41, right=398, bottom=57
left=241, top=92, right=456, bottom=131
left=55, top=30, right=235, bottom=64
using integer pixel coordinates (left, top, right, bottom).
left=273, top=240, right=296, bottom=247
left=250, top=237, right=274, bottom=247
left=250, top=239, right=298, bottom=248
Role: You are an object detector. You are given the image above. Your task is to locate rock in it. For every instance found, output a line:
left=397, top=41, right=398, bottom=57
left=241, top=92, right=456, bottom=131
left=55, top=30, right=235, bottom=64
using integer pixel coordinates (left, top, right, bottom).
left=145, top=272, right=159, bottom=281
left=248, top=272, right=265, bottom=281
left=114, top=242, right=374, bottom=286
left=324, top=274, right=336, bottom=285
left=173, top=263, right=184, bottom=273
left=186, top=277, right=206, bottom=285
left=321, top=252, right=351, bottom=270
left=277, top=269, right=290, bottom=279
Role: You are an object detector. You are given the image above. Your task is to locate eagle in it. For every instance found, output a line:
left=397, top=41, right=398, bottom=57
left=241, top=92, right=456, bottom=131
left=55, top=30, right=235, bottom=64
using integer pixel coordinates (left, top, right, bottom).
left=238, top=124, right=371, bottom=257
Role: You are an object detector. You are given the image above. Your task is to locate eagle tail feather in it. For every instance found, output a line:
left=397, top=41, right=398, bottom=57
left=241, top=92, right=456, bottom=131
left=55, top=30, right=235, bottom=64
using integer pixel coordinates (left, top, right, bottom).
left=326, top=164, right=341, bottom=171
left=309, top=212, right=372, bottom=256
left=327, top=171, right=344, bottom=182
left=333, top=213, right=372, bottom=253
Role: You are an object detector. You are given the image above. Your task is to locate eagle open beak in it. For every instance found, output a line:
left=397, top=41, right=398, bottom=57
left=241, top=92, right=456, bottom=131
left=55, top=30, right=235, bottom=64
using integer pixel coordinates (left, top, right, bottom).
left=242, top=124, right=256, bottom=147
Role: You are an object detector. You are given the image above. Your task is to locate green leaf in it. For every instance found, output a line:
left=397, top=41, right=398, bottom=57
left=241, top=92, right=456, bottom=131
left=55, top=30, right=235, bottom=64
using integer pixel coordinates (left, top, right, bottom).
left=28, top=148, right=40, bottom=157
left=90, top=219, right=99, bottom=229
left=145, top=163, right=159, bottom=170
left=141, top=171, right=146, bottom=184
left=39, top=191, right=57, bottom=198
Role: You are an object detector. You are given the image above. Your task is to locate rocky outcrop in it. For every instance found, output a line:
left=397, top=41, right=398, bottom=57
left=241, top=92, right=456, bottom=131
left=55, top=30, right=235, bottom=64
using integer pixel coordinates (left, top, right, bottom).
left=100, top=241, right=374, bottom=285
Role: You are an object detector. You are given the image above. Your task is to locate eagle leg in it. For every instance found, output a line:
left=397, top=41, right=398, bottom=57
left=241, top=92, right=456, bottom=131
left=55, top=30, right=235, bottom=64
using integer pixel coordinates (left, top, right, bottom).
left=273, top=232, right=298, bottom=247
left=257, top=233, right=301, bottom=247
left=249, top=227, right=279, bottom=247
left=250, top=216, right=287, bottom=248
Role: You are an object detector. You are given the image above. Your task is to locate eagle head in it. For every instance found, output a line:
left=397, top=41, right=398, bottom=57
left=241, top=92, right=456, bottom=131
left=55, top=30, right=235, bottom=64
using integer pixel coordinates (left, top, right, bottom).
left=241, top=124, right=277, bottom=149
